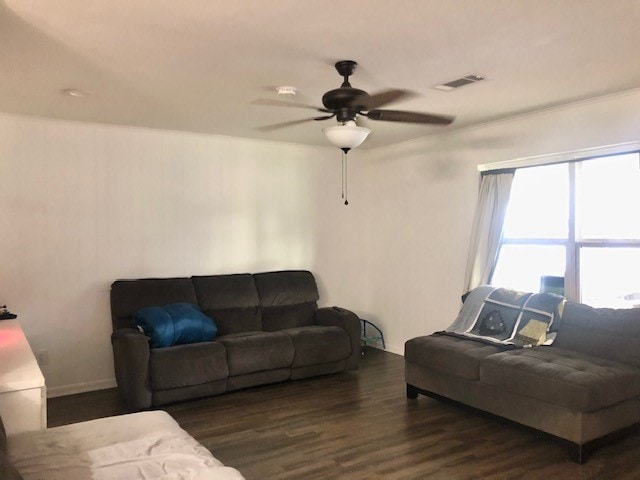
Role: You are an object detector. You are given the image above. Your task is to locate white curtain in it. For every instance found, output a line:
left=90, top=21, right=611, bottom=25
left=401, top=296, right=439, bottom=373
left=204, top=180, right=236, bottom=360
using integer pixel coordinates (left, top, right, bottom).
left=463, top=170, right=515, bottom=293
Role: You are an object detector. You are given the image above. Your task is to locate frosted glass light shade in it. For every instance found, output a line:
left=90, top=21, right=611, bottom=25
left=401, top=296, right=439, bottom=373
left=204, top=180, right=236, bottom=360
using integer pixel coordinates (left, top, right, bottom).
left=323, top=121, right=371, bottom=150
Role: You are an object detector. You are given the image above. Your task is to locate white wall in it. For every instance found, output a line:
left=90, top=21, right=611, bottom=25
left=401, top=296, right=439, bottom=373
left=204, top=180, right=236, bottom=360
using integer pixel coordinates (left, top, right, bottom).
left=358, top=89, right=640, bottom=354
left=0, top=114, right=367, bottom=396
left=3, top=87, right=640, bottom=394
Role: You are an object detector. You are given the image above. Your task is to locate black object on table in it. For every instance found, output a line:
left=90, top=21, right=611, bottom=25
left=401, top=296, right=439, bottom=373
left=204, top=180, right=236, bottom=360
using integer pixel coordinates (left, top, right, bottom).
left=0, top=305, right=17, bottom=320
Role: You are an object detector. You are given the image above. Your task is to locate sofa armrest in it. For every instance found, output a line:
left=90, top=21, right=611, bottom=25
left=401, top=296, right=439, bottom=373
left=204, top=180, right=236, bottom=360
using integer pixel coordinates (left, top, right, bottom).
left=111, top=328, right=152, bottom=410
left=315, top=307, right=360, bottom=370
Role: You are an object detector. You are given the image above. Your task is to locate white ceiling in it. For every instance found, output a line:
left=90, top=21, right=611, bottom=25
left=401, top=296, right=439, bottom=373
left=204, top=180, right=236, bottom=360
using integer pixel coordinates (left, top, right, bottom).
left=2, top=0, right=640, bottom=149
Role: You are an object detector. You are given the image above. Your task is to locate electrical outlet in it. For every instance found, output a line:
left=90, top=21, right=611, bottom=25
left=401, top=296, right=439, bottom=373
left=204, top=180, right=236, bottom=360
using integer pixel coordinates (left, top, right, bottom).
left=35, top=350, right=49, bottom=367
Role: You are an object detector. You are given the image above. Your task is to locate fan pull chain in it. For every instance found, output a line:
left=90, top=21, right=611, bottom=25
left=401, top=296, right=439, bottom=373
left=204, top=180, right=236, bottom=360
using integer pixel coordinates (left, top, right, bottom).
left=341, top=152, right=345, bottom=199
left=339, top=148, right=350, bottom=206
left=343, top=151, right=349, bottom=206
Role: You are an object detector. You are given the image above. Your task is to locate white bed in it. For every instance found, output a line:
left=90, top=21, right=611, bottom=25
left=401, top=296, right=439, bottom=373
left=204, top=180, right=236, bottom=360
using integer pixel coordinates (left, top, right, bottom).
left=7, top=411, right=244, bottom=480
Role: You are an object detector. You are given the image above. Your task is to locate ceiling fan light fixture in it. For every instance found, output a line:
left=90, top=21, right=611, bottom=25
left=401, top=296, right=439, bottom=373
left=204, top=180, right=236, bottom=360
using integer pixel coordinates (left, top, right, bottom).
left=322, top=120, right=371, bottom=150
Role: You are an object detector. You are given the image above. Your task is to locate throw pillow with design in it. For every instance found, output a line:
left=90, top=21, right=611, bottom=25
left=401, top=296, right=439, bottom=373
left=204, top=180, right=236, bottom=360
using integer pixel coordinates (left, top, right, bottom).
left=446, top=286, right=565, bottom=347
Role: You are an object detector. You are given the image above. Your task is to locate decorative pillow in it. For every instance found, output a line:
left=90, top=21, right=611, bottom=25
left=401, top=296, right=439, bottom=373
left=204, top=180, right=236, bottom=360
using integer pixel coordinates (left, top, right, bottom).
left=446, top=286, right=566, bottom=347
left=133, top=303, right=217, bottom=348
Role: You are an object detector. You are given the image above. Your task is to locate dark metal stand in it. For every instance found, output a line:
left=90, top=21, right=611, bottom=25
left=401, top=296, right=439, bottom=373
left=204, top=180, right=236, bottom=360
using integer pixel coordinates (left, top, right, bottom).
left=360, top=319, right=385, bottom=355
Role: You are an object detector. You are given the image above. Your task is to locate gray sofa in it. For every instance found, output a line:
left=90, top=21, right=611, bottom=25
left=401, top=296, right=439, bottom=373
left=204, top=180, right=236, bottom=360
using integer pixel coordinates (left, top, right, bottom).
left=111, top=270, right=360, bottom=410
left=405, top=300, right=640, bottom=464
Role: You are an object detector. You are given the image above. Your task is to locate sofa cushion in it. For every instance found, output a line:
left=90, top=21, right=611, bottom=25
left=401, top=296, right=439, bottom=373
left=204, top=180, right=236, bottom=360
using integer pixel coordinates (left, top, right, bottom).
left=111, top=278, right=198, bottom=331
left=134, top=303, right=217, bottom=348
left=192, top=274, right=262, bottom=335
left=0, top=415, right=6, bottom=454
left=479, top=347, right=640, bottom=412
left=283, top=326, right=351, bottom=367
left=203, top=307, right=262, bottom=336
left=149, top=341, right=228, bottom=390
left=192, top=274, right=260, bottom=309
left=6, top=411, right=242, bottom=480
left=262, top=303, right=316, bottom=331
left=404, top=334, right=504, bottom=380
left=554, top=301, right=640, bottom=369
left=0, top=454, right=23, bottom=480
left=254, top=270, right=319, bottom=307
left=217, top=332, right=294, bottom=376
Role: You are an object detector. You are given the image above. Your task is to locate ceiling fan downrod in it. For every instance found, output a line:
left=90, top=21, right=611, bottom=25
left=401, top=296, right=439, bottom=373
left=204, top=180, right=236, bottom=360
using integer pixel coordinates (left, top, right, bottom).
left=335, top=60, right=357, bottom=87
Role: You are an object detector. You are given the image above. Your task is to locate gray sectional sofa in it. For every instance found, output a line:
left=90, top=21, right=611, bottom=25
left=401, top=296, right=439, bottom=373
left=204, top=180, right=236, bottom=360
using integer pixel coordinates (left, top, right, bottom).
left=405, top=300, right=640, bottom=464
left=110, top=270, right=360, bottom=410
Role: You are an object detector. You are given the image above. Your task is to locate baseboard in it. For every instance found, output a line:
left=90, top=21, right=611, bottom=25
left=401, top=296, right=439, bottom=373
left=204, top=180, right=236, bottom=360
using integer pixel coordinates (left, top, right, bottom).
left=47, top=378, right=117, bottom=398
left=364, top=342, right=403, bottom=356
left=384, top=343, right=403, bottom=356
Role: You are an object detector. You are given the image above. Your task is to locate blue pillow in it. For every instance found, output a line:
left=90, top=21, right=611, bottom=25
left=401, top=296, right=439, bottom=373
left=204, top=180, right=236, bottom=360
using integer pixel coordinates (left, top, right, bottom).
left=133, top=303, right=217, bottom=348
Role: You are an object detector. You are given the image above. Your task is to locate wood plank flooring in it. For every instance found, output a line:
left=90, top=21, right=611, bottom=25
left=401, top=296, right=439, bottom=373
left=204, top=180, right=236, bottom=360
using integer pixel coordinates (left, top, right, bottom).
left=48, top=349, right=640, bottom=479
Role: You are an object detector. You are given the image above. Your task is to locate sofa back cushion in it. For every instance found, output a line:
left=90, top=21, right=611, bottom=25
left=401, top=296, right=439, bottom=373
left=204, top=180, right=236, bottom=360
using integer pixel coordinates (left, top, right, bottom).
left=110, top=278, right=198, bottom=331
left=254, top=271, right=319, bottom=331
left=554, top=301, right=640, bottom=368
left=192, top=274, right=262, bottom=335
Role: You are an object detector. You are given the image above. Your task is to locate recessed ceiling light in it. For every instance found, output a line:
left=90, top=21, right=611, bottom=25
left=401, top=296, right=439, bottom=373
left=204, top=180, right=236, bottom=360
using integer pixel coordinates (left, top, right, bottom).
left=62, top=89, right=88, bottom=97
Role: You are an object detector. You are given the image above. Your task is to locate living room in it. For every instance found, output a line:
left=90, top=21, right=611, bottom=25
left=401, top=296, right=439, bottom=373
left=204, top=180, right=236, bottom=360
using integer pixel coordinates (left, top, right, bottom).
left=2, top=1, right=640, bottom=478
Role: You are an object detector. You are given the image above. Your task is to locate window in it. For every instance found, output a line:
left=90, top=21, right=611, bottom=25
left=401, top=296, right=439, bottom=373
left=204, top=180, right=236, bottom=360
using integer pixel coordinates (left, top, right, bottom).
left=491, top=152, right=640, bottom=308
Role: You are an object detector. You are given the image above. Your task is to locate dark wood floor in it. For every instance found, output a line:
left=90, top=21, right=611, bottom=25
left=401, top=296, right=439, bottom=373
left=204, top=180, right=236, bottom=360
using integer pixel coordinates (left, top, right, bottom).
left=49, top=349, right=640, bottom=479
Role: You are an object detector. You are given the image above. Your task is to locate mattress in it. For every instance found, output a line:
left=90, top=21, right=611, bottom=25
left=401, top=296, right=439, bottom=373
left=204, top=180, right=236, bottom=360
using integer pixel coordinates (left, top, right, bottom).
left=7, top=411, right=244, bottom=480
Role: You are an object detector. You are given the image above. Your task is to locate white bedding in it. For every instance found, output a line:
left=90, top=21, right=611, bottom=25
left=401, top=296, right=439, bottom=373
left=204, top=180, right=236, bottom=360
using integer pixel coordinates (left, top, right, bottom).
left=7, top=411, right=244, bottom=480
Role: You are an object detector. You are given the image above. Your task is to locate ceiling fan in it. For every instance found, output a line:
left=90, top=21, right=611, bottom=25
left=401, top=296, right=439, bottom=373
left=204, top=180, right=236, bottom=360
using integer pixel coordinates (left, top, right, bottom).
left=255, top=60, right=455, bottom=206
left=255, top=60, right=455, bottom=143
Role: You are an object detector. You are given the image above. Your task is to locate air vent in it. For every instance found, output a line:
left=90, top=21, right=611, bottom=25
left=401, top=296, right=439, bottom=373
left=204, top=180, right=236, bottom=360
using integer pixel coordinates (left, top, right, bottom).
left=434, top=74, right=485, bottom=91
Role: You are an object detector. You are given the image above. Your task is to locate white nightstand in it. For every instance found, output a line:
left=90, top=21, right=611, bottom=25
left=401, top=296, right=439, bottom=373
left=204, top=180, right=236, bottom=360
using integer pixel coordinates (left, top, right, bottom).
left=0, top=320, right=47, bottom=435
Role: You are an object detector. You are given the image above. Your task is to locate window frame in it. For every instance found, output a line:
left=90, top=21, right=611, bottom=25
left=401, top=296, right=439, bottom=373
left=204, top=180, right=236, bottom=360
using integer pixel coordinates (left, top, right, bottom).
left=494, top=151, right=640, bottom=304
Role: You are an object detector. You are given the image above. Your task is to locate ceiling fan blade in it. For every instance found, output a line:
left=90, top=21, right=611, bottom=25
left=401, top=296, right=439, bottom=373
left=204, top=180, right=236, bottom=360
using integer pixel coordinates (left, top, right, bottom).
left=251, top=98, right=331, bottom=113
left=351, top=89, right=415, bottom=110
left=366, top=109, right=455, bottom=125
left=256, top=115, right=334, bottom=132
left=314, top=114, right=336, bottom=121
